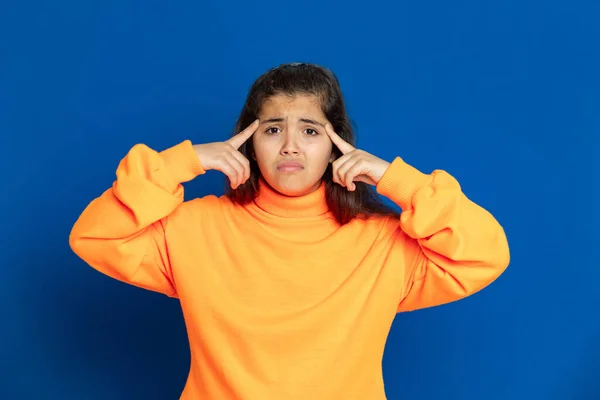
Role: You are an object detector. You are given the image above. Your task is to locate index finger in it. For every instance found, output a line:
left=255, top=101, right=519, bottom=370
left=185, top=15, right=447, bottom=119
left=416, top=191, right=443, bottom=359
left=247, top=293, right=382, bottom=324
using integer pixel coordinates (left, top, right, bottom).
left=325, top=123, right=355, bottom=154
left=228, top=119, right=259, bottom=149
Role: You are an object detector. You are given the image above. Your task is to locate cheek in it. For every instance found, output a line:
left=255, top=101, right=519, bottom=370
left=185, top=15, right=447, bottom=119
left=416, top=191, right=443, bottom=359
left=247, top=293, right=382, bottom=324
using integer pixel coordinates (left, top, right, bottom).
left=307, top=141, right=333, bottom=167
left=252, top=139, right=274, bottom=164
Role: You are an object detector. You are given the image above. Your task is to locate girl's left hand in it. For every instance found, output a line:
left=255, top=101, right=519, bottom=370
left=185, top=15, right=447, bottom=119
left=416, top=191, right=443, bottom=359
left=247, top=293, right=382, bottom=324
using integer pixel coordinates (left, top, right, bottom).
left=325, top=123, right=391, bottom=191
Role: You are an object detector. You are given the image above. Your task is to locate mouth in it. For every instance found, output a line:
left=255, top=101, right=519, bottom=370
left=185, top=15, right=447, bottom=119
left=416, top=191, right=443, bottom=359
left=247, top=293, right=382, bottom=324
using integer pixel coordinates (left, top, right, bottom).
left=277, top=161, right=304, bottom=172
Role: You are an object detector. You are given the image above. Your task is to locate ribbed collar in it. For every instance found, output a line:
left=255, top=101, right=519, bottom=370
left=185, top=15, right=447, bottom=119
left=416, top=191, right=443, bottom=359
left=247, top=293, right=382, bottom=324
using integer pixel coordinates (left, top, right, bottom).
left=253, top=178, right=330, bottom=218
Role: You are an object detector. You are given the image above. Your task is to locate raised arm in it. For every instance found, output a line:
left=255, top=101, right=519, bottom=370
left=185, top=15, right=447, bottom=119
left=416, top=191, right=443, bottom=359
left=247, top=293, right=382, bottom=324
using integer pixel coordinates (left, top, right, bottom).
left=69, top=140, right=205, bottom=297
left=69, top=120, right=259, bottom=297
left=324, top=123, right=510, bottom=312
left=376, top=157, right=510, bottom=312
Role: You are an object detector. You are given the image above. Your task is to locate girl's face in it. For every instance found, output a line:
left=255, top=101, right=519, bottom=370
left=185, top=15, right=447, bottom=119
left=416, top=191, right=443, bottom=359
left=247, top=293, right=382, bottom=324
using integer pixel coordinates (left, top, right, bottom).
left=253, top=93, right=334, bottom=197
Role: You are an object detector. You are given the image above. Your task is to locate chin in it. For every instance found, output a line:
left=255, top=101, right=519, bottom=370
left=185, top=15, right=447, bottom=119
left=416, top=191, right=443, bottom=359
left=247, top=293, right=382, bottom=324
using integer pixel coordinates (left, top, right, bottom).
left=266, top=174, right=319, bottom=197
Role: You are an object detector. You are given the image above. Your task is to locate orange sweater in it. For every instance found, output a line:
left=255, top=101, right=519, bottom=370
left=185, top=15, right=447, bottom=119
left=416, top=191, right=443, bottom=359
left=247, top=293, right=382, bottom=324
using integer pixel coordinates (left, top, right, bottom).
left=69, top=140, right=510, bottom=399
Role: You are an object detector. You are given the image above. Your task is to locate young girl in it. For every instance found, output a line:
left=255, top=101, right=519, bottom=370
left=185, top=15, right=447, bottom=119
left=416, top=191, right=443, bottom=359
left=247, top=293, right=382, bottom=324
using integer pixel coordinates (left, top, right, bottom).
left=70, top=62, right=510, bottom=399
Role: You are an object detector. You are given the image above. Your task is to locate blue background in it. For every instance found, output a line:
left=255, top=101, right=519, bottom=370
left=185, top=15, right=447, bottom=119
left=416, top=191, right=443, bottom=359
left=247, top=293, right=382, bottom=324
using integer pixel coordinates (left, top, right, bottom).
left=1, top=1, right=598, bottom=399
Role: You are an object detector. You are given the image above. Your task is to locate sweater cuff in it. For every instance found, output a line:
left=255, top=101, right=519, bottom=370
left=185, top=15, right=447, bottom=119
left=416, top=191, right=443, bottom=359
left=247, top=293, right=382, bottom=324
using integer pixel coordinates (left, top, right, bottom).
left=159, top=140, right=206, bottom=183
left=376, top=157, right=431, bottom=211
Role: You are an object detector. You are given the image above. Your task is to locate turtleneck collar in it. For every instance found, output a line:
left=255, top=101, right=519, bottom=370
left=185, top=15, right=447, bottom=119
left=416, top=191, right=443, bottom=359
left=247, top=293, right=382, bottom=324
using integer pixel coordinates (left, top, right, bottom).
left=252, top=178, right=330, bottom=218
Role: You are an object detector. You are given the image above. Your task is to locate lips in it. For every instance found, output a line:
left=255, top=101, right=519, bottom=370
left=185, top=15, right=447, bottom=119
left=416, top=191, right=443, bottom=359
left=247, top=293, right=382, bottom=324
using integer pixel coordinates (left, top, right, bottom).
left=277, top=161, right=304, bottom=172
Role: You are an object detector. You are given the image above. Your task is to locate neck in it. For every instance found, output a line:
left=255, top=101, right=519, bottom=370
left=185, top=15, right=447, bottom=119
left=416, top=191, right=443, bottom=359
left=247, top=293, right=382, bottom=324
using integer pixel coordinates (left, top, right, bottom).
left=253, top=178, right=329, bottom=218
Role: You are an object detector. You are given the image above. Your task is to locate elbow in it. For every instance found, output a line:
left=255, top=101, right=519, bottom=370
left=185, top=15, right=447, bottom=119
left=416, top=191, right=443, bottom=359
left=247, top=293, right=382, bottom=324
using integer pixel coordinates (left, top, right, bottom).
left=493, top=226, right=511, bottom=276
left=69, top=235, right=132, bottom=283
left=69, top=221, right=90, bottom=261
left=68, top=225, right=143, bottom=285
left=498, top=243, right=511, bottom=276
left=68, top=225, right=83, bottom=258
left=69, top=230, right=98, bottom=272
left=477, top=229, right=511, bottom=289
left=460, top=230, right=511, bottom=296
left=68, top=225, right=121, bottom=280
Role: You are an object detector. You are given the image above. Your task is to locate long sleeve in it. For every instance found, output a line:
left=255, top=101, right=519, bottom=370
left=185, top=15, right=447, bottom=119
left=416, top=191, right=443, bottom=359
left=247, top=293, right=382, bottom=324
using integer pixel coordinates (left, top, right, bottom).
left=376, top=157, right=510, bottom=312
left=69, top=140, right=205, bottom=297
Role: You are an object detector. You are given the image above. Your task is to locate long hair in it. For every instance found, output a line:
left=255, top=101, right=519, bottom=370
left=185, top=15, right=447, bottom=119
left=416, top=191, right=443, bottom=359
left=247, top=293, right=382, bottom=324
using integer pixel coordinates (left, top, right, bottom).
left=226, top=62, right=399, bottom=225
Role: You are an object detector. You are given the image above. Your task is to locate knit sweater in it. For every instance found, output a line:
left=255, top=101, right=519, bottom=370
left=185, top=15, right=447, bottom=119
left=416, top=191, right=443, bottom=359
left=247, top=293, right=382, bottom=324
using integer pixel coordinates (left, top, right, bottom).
left=69, top=139, right=510, bottom=399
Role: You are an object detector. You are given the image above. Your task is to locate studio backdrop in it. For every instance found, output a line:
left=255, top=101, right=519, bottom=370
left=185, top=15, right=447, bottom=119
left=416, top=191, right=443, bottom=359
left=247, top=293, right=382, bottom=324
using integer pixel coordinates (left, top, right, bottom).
left=1, top=1, right=597, bottom=399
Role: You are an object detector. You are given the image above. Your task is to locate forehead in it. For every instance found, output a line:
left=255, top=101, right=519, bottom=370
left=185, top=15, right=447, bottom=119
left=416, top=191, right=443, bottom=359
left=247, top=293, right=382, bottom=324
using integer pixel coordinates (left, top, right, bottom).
left=259, top=94, right=325, bottom=119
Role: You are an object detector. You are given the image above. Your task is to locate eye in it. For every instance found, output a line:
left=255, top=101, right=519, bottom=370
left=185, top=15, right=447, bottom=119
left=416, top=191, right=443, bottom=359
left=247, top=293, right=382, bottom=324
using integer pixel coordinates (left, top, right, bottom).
left=304, top=128, right=319, bottom=136
left=265, top=127, right=280, bottom=134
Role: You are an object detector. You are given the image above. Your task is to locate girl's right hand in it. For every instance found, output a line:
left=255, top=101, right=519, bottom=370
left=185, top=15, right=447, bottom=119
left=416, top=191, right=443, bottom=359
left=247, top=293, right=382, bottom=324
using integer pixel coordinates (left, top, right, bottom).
left=192, top=119, right=259, bottom=189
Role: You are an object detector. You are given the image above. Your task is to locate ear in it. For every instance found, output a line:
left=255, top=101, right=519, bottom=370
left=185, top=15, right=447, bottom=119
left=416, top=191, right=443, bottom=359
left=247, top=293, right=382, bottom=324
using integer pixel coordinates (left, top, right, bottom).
left=329, top=152, right=336, bottom=163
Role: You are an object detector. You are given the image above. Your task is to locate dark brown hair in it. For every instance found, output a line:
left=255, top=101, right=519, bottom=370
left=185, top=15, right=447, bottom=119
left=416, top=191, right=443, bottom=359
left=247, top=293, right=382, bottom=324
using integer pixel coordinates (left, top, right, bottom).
left=226, top=62, right=399, bottom=225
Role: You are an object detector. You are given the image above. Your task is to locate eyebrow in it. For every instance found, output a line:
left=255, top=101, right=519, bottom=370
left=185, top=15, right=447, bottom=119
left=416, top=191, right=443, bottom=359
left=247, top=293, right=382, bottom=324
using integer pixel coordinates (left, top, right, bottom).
left=260, top=117, right=325, bottom=127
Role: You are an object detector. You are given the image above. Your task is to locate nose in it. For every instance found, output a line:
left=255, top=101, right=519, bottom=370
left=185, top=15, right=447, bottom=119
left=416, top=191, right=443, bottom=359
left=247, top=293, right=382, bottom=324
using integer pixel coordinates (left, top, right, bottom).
left=280, top=131, right=301, bottom=156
